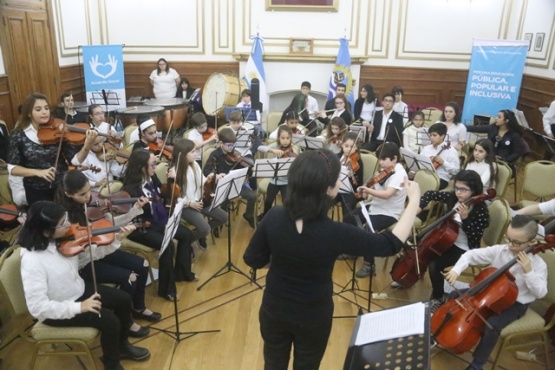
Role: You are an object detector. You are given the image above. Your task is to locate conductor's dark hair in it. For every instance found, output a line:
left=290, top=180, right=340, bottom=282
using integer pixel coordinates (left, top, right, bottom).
left=428, top=122, right=447, bottom=136
left=285, top=149, right=341, bottom=221
left=19, top=201, right=66, bottom=251
left=453, top=169, right=483, bottom=197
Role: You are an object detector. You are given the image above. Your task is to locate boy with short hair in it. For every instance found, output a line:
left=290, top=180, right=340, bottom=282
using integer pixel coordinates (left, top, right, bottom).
left=443, top=215, right=547, bottom=370
left=53, top=92, right=87, bottom=124
left=187, top=112, right=218, bottom=164
left=420, top=123, right=460, bottom=189
left=203, top=128, right=256, bottom=228
left=301, top=81, right=319, bottom=120
left=236, top=89, right=264, bottom=139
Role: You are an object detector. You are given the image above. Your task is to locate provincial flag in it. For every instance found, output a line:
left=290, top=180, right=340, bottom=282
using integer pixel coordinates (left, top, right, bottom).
left=327, top=38, right=355, bottom=108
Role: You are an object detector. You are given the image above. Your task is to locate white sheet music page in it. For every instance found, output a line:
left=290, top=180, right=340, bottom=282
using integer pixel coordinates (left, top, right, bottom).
left=355, top=302, right=426, bottom=346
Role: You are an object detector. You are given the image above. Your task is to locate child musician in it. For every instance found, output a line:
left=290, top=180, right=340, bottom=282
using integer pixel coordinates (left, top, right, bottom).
left=336, top=132, right=363, bottom=219
left=464, top=138, right=498, bottom=194
left=444, top=215, right=547, bottom=370
left=170, top=139, right=227, bottom=250
left=352, top=142, right=407, bottom=278
left=122, top=149, right=197, bottom=301
left=257, top=125, right=300, bottom=221
left=268, top=111, right=305, bottom=141
left=420, top=123, right=460, bottom=189
left=81, top=136, right=126, bottom=191
left=203, top=128, right=256, bottom=228
left=55, top=170, right=160, bottom=338
left=225, top=110, right=260, bottom=155
left=236, top=88, right=264, bottom=138
left=132, top=116, right=159, bottom=151
left=186, top=112, right=218, bottom=165
left=416, top=170, right=490, bottom=313
left=19, top=201, right=150, bottom=370
left=403, top=110, right=428, bottom=153
left=88, top=104, right=117, bottom=136
left=318, top=117, right=347, bottom=155
left=317, top=94, right=353, bottom=126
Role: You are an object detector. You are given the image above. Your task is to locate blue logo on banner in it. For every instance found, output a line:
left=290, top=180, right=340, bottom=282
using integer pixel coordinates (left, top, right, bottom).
left=82, top=45, right=125, bottom=91
left=461, top=40, right=528, bottom=124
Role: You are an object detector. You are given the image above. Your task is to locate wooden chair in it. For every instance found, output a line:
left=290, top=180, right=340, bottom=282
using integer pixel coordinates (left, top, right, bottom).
left=123, top=123, right=138, bottom=147
left=519, top=160, right=555, bottom=209
left=482, top=197, right=511, bottom=246
left=494, top=160, right=512, bottom=199
left=0, top=245, right=99, bottom=369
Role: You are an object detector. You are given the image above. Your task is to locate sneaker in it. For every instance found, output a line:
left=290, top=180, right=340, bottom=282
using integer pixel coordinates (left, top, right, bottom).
left=356, top=262, right=376, bottom=278
left=391, top=281, right=403, bottom=289
left=257, top=213, right=265, bottom=223
left=429, top=298, right=444, bottom=315
left=198, top=237, right=207, bottom=251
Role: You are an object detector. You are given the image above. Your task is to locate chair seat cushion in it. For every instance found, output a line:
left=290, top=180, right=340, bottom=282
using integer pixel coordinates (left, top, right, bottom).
left=32, top=322, right=99, bottom=341
left=121, top=238, right=156, bottom=253
left=257, top=178, right=270, bottom=194
left=500, top=308, right=545, bottom=336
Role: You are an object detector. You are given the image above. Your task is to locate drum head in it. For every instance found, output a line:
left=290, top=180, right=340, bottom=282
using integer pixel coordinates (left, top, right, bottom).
left=202, top=73, right=246, bottom=117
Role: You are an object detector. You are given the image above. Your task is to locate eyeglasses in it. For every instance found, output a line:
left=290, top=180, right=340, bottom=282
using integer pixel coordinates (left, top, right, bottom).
left=504, top=235, right=532, bottom=247
left=93, top=112, right=104, bottom=116
left=383, top=99, right=394, bottom=103
left=454, top=186, right=471, bottom=193
left=223, top=143, right=235, bottom=149
left=54, top=212, right=70, bottom=229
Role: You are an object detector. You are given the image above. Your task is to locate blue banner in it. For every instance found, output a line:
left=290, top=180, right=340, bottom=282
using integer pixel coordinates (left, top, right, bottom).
left=327, top=38, right=355, bottom=108
left=82, top=45, right=126, bottom=109
left=461, top=39, right=528, bottom=124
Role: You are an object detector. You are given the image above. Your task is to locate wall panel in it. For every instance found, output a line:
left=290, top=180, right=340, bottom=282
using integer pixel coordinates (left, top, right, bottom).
left=0, top=75, right=14, bottom=129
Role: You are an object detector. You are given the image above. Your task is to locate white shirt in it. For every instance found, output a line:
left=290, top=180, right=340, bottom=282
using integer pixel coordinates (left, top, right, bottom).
left=91, top=121, right=114, bottom=136
left=187, top=129, right=204, bottom=161
left=306, top=95, right=319, bottom=120
left=269, top=123, right=305, bottom=141
left=176, top=162, right=206, bottom=203
left=465, top=160, right=496, bottom=192
left=360, top=101, right=375, bottom=122
left=437, top=121, right=467, bottom=146
left=451, top=244, right=548, bottom=304
left=403, top=125, right=428, bottom=154
left=75, top=151, right=125, bottom=190
left=377, top=110, right=392, bottom=140
left=542, top=100, right=555, bottom=136
left=393, top=101, right=409, bottom=124
left=368, top=163, right=407, bottom=219
left=8, top=174, right=27, bottom=207
left=129, top=128, right=140, bottom=145
left=451, top=203, right=469, bottom=251
left=21, top=240, right=121, bottom=322
left=420, top=142, right=460, bottom=182
left=149, top=68, right=179, bottom=99
left=539, top=199, right=555, bottom=216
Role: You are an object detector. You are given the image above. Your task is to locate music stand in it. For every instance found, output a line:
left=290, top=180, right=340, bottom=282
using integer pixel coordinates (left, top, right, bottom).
left=343, top=303, right=430, bottom=370
left=90, top=90, right=121, bottom=128
left=149, top=199, right=220, bottom=349
left=349, top=125, right=368, bottom=143
left=400, top=147, right=435, bottom=174
left=224, top=107, right=258, bottom=122
left=196, top=167, right=262, bottom=291
left=253, top=157, right=294, bottom=180
left=235, top=128, right=254, bottom=149
left=293, top=134, right=324, bottom=150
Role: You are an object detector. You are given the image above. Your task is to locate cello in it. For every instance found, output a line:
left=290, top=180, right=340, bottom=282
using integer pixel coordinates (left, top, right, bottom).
left=390, top=188, right=496, bottom=289
left=431, top=234, right=555, bottom=353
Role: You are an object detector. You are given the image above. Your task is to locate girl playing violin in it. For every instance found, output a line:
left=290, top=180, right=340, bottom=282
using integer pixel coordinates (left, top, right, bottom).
left=122, top=149, right=197, bottom=301
left=55, top=170, right=160, bottom=337
left=8, top=93, right=98, bottom=205
left=132, top=116, right=159, bottom=152
left=169, top=139, right=227, bottom=250
left=19, top=201, right=149, bottom=370
left=318, top=117, right=347, bottom=155
left=417, top=170, right=489, bottom=313
left=186, top=112, right=218, bottom=165
left=336, top=131, right=363, bottom=219
left=88, top=104, right=117, bottom=136
left=268, top=111, right=305, bottom=141
left=464, top=139, right=498, bottom=194
left=443, top=215, right=547, bottom=370
left=350, top=142, right=407, bottom=278
left=81, top=136, right=126, bottom=191
left=257, top=125, right=300, bottom=221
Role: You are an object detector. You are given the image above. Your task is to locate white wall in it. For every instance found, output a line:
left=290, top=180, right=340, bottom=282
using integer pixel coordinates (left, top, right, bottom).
left=33, top=0, right=555, bottom=97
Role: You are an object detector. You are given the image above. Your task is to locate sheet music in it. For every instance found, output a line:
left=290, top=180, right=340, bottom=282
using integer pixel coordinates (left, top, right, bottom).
left=355, top=302, right=426, bottom=346
left=359, top=201, right=375, bottom=233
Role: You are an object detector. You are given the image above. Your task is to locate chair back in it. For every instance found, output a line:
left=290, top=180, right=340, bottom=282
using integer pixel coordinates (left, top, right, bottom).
left=266, top=112, right=283, bottom=134
left=540, top=250, right=555, bottom=304
left=155, top=162, right=169, bottom=184
left=98, top=180, right=124, bottom=196
left=495, top=160, right=512, bottom=198
left=0, top=245, right=28, bottom=320
left=521, top=160, right=555, bottom=201
left=422, top=107, right=442, bottom=126
left=413, top=169, right=440, bottom=196
left=360, top=152, right=378, bottom=184
left=0, top=163, right=13, bottom=205
left=202, top=146, right=217, bottom=170
left=482, top=197, right=511, bottom=246
left=123, top=123, right=138, bottom=147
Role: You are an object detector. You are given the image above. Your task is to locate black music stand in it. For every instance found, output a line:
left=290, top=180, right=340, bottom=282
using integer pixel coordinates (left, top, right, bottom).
left=400, top=147, right=435, bottom=175
left=292, top=134, right=324, bottom=150
left=90, top=90, right=121, bottom=128
left=343, top=302, right=430, bottom=370
left=149, top=200, right=220, bottom=351
left=197, top=167, right=262, bottom=291
left=253, top=157, right=294, bottom=182
left=528, top=128, right=555, bottom=160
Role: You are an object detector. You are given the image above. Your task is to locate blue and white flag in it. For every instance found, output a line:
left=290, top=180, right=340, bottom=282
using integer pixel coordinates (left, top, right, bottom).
left=244, top=35, right=268, bottom=112
left=328, top=38, right=355, bottom=108
left=82, top=45, right=126, bottom=109
left=461, top=39, right=528, bottom=124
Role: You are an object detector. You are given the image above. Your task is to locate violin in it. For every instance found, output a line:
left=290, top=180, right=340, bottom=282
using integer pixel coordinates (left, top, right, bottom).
left=202, top=127, right=216, bottom=141
left=148, top=138, right=174, bottom=159
left=0, top=204, right=24, bottom=224
left=93, top=143, right=130, bottom=164
left=279, top=145, right=298, bottom=158
left=57, top=219, right=150, bottom=257
left=202, top=158, right=218, bottom=206
left=224, top=150, right=254, bottom=168
left=87, top=191, right=147, bottom=221
left=68, top=164, right=102, bottom=174
left=327, top=127, right=348, bottom=145
left=355, top=167, right=395, bottom=199
left=390, top=188, right=497, bottom=289
left=161, top=179, right=180, bottom=212
left=342, top=152, right=360, bottom=187
left=38, top=118, right=121, bottom=146
left=430, top=142, right=451, bottom=169
left=431, top=234, right=555, bottom=353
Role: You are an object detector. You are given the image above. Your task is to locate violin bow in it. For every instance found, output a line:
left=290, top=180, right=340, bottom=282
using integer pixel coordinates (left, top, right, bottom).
left=100, top=140, right=116, bottom=225
left=158, top=119, right=174, bottom=158
left=50, top=114, right=70, bottom=188
left=83, top=203, right=101, bottom=318
left=168, top=152, right=182, bottom=213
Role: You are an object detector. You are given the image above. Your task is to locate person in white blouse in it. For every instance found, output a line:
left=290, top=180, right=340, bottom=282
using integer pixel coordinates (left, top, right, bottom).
left=19, top=201, right=150, bottom=370
left=149, top=58, right=180, bottom=99
left=542, top=100, right=555, bottom=138
left=87, top=104, right=117, bottom=137
left=436, top=101, right=466, bottom=151
left=464, top=139, right=498, bottom=193
left=392, top=86, right=409, bottom=125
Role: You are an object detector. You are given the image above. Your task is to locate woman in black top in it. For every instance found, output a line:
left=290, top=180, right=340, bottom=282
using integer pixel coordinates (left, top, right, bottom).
left=353, top=84, right=377, bottom=124
left=467, top=109, right=528, bottom=175
left=243, top=149, right=420, bottom=370
left=175, top=77, right=196, bottom=99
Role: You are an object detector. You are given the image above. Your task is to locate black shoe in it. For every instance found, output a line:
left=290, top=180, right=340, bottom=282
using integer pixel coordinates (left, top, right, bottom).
left=132, top=308, right=162, bottom=322
left=243, top=213, right=255, bottom=228
left=128, top=325, right=150, bottom=338
left=159, top=292, right=180, bottom=301
left=120, top=343, right=150, bottom=361
left=198, top=237, right=207, bottom=250
left=257, top=213, right=265, bottom=222
left=212, top=227, right=220, bottom=238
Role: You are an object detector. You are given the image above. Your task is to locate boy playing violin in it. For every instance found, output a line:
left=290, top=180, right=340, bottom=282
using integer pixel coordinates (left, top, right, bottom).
left=203, top=128, right=256, bottom=228
left=420, top=123, right=460, bottom=189
left=348, top=142, right=407, bottom=277
left=132, top=116, right=158, bottom=152
left=187, top=112, right=218, bottom=165
left=443, top=215, right=547, bottom=370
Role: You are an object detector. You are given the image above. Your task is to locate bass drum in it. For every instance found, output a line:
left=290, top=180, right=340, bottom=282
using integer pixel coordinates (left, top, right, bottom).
left=202, top=73, right=247, bottom=117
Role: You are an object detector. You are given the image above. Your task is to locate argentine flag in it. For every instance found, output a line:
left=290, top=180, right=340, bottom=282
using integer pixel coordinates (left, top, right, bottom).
left=327, top=38, right=355, bottom=108
left=244, top=35, right=268, bottom=112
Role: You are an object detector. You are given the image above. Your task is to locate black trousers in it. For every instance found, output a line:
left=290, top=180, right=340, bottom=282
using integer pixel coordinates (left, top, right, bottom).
left=79, top=249, right=149, bottom=311
left=429, top=245, right=465, bottom=299
left=259, top=308, right=332, bottom=370
left=127, top=223, right=194, bottom=297
left=43, top=281, right=132, bottom=368
left=264, top=183, right=287, bottom=214
left=24, top=185, right=56, bottom=206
